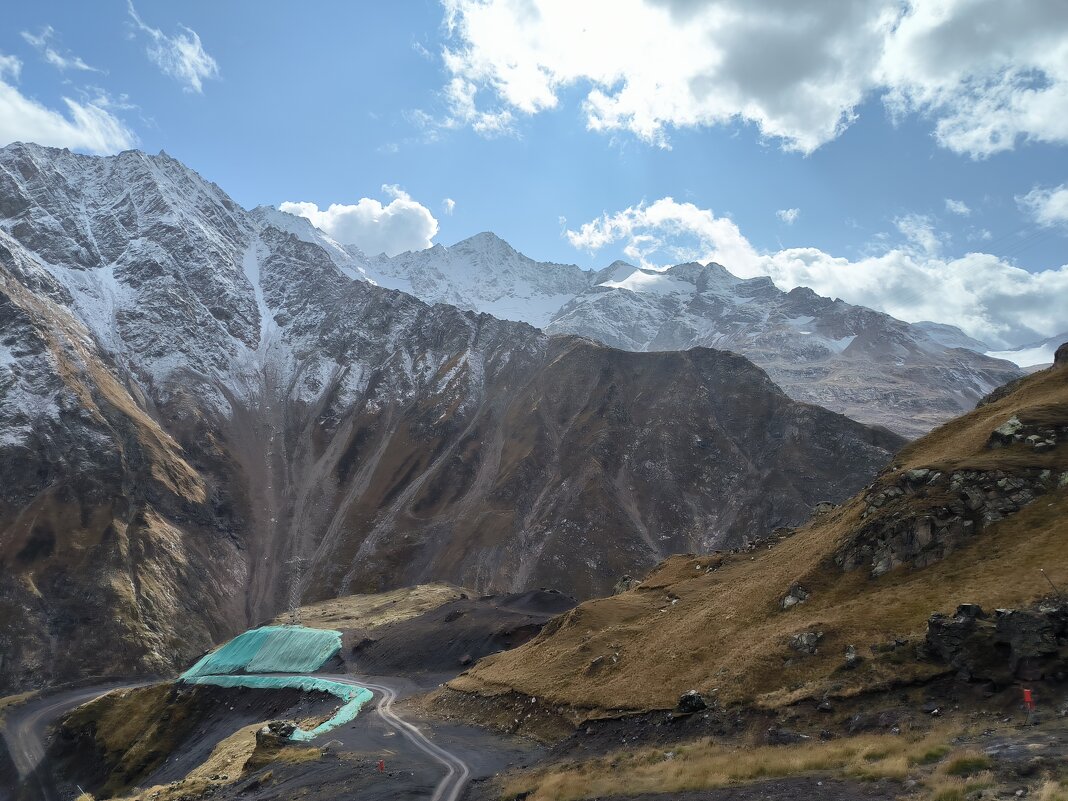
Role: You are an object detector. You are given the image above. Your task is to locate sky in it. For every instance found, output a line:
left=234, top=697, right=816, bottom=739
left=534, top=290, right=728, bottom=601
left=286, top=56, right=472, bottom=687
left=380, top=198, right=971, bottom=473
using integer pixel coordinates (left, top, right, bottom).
left=1, top=0, right=1067, bottom=348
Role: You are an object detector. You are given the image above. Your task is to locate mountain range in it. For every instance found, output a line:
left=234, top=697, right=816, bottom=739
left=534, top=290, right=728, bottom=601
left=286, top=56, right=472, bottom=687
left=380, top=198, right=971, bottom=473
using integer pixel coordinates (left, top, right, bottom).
left=0, top=143, right=904, bottom=691
left=261, top=208, right=1023, bottom=439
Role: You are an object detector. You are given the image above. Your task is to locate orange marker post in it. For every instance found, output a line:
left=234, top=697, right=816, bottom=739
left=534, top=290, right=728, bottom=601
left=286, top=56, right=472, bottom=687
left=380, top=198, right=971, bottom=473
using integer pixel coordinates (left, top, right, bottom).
left=1023, top=688, right=1035, bottom=711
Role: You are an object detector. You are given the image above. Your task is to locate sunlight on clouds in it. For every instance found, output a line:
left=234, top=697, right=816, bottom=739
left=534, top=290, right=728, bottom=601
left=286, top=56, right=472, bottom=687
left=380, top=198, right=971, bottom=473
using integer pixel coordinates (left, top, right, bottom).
left=1019, top=184, right=1068, bottom=228
left=880, top=0, right=1068, bottom=157
left=566, top=196, right=1068, bottom=348
left=776, top=208, right=800, bottom=225
left=894, top=214, right=945, bottom=255
left=0, top=52, right=135, bottom=154
left=441, top=0, right=1068, bottom=156
left=280, top=186, right=439, bottom=257
left=128, top=1, right=219, bottom=94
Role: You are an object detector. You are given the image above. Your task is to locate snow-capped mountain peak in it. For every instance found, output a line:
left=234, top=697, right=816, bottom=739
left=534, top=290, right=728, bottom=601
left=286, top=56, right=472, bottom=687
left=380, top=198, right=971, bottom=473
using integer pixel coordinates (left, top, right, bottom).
left=267, top=199, right=1021, bottom=436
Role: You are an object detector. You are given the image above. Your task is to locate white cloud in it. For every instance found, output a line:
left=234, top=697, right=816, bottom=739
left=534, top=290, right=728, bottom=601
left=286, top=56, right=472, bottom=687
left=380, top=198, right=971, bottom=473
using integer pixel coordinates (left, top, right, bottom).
left=566, top=196, right=1068, bottom=348
left=1018, top=184, right=1068, bottom=228
left=945, top=198, right=971, bottom=216
left=280, top=185, right=439, bottom=257
left=0, top=52, right=136, bottom=154
left=443, top=197, right=456, bottom=215
left=894, top=213, right=945, bottom=255
left=776, top=208, right=800, bottom=225
left=128, top=1, right=218, bottom=94
left=0, top=54, right=21, bottom=81
left=880, top=0, right=1068, bottom=157
left=440, top=0, right=1068, bottom=156
left=21, top=26, right=98, bottom=72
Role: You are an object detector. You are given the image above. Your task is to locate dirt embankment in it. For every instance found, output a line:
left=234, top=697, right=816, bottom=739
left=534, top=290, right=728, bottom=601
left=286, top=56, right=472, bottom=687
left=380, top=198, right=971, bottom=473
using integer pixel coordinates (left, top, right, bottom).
left=46, top=683, right=337, bottom=799
left=346, top=589, right=577, bottom=676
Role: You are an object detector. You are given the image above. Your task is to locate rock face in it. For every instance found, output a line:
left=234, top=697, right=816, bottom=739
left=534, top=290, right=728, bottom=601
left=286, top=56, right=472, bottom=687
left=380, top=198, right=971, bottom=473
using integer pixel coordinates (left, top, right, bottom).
left=0, top=143, right=905, bottom=691
left=275, top=223, right=1024, bottom=439
left=839, top=466, right=1067, bottom=577
left=926, top=602, right=1068, bottom=683
left=1056, top=342, right=1068, bottom=369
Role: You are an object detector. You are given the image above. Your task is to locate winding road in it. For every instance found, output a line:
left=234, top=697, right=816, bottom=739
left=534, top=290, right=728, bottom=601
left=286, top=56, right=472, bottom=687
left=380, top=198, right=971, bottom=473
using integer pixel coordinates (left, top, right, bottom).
left=3, top=676, right=472, bottom=801
left=3, top=683, right=147, bottom=801
left=335, top=677, right=472, bottom=801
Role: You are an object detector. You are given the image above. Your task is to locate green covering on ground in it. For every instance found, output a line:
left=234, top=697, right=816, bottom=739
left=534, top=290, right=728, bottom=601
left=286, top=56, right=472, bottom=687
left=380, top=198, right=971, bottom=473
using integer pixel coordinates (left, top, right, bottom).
left=181, top=626, right=342, bottom=679
left=182, top=675, right=374, bottom=741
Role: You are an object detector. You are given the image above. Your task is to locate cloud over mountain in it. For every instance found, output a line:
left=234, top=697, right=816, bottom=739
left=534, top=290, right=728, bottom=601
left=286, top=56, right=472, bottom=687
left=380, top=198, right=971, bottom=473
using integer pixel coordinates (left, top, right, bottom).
left=442, top=0, right=1068, bottom=156
left=567, top=196, right=1068, bottom=348
left=281, top=184, right=439, bottom=256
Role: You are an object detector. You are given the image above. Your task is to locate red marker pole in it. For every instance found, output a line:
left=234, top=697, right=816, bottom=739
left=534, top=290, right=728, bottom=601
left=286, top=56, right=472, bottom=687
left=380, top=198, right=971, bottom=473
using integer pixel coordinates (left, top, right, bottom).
left=377, top=759, right=385, bottom=773
left=1023, top=688, right=1035, bottom=723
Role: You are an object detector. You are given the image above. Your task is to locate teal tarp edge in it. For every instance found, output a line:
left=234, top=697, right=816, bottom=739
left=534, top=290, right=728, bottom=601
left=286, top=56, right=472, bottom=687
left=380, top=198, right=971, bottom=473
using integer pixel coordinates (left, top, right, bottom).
left=182, top=674, right=374, bottom=741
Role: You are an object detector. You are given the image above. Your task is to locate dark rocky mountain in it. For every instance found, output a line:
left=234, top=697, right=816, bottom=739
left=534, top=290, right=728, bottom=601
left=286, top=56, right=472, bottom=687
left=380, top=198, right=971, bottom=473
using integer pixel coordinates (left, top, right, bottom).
left=0, top=143, right=903, bottom=691
left=543, top=263, right=1024, bottom=439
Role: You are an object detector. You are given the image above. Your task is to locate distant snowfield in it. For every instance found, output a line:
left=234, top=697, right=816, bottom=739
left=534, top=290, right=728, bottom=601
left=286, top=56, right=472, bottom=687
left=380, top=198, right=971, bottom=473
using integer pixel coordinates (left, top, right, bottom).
left=986, top=343, right=1057, bottom=368
left=985, top=331, right=1067, bottom=368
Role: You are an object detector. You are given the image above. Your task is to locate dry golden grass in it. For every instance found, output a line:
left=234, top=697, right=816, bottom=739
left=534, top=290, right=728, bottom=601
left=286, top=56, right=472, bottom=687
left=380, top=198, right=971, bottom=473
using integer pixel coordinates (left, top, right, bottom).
left=923, top=771, right=996, bottom=801
left=502, top=730, right=963, bottom=801
left=450, top=366, right=1068, bottom=715
left=185, top=723, right=260, bottom=781
left=272, top=582, right=469, bottom=630
left=1037, top=780, right=1068, bottom=801
left=112, top=721, right=317, bottom=800
left=898, top=366, right=1068, bottom=473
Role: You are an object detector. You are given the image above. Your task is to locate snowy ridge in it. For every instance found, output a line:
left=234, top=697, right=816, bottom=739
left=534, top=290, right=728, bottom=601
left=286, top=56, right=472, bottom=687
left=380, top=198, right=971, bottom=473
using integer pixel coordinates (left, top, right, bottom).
left=0, top=142, right=1023, bottom=443
left=987, top=332, right=1068, bottom=369
left=265, top=204, right=1022, bottom=437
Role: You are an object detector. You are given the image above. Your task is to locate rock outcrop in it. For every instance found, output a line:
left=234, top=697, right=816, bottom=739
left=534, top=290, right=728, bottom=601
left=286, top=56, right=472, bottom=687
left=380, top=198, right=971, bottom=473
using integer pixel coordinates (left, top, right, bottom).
left=838, top=466, right=1066, bottom=576
left=926, top=601, right=1068, bottom=683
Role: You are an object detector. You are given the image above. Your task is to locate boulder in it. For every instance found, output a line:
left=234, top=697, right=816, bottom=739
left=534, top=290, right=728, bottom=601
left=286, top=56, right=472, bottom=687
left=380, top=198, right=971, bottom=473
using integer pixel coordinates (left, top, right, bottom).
left=789, top=631, right=823, bottom=655
left=813, top=501, right=838, bottom=516
left=989, top=416, right=1023, bottom=447
left=677, top=690, right=707, bottom=713
left=780, top=585, right=810, bottom=610
left=255, top=720, right=297, bottom=748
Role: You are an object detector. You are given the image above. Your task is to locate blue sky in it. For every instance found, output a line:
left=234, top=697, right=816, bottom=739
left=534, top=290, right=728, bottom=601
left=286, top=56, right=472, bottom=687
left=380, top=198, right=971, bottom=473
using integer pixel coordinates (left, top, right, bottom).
left=1, top=0, right=1067, bottom=346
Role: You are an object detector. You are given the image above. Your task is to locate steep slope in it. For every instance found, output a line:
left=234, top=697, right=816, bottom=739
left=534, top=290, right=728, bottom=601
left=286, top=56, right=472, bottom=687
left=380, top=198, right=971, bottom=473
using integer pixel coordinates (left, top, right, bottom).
left=268, top=212, right=1021, bottom=438
left=0, top=143, right=903, bottom=692
left=445, top=351, right=1068, bottom=719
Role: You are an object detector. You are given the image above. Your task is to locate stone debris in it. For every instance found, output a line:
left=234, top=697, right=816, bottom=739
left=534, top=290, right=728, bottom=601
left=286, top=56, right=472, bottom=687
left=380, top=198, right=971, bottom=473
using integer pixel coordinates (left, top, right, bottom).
left=841, top=466, right=1066, bottom=577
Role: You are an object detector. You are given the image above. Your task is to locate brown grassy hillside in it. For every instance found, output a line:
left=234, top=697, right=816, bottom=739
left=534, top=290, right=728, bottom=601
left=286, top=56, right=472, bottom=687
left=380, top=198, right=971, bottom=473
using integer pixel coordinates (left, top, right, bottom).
left=446, top=360, right=1068, bottom=718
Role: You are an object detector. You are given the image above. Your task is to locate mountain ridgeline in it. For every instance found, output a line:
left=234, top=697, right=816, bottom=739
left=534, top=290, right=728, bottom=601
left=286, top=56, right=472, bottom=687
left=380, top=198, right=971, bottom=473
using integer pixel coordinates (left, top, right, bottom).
left=260, top=208, right=1023, bottom=439
left=0, top=143, right=904, bottom=691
